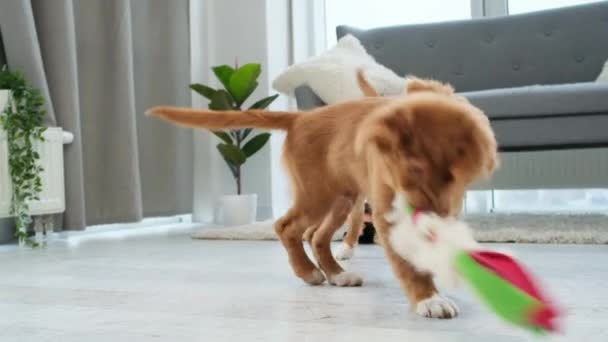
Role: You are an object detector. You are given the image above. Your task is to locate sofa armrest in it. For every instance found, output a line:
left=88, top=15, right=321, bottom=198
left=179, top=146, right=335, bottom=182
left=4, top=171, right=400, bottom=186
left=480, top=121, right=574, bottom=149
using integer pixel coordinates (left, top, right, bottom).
left=295, top=85, right=326, bottom=110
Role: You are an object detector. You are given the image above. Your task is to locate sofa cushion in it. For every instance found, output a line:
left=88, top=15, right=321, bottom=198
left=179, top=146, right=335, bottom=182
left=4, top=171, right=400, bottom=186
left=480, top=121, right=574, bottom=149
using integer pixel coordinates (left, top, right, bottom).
left=491, top=114, right=608, bottom=151
left=597, top=59, right=608, bottom=82
left=338, top=2, right=608, bottom=92
left=461, top=82, right=608, bottom=119
left=272, top=35, right=405, bottom=105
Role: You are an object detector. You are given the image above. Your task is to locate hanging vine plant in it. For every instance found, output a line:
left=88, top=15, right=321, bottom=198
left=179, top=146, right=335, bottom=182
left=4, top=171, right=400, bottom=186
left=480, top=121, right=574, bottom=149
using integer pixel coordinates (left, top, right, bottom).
left=0, top=66, right=47, bottom=247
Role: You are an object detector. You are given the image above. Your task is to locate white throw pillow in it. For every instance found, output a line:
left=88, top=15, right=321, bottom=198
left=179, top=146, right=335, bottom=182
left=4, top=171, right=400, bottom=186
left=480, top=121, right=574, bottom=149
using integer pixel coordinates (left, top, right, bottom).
left=272, top=34, right=406, bottom=105
left=597, top=59, right=608, bottom=82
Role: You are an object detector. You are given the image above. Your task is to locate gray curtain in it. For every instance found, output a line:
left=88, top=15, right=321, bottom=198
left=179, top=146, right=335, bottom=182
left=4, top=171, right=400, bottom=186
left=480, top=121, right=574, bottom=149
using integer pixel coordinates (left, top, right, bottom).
left=0, top=0, right=193, bottom=230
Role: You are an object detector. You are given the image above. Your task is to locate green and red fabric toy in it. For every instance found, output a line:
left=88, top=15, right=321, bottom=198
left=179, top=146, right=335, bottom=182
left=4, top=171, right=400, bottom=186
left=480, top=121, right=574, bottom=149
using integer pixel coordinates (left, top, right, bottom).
left=387, top=194, right=561, bottom=334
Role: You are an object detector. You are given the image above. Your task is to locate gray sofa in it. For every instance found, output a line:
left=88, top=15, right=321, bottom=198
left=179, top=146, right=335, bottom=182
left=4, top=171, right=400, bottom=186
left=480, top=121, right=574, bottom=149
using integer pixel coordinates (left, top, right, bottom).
left=295, top=2, right=608, bottom=151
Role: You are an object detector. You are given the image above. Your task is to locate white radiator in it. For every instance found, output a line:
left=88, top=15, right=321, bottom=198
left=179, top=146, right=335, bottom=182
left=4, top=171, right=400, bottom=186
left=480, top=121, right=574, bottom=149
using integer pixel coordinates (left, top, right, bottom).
left=0, top=127, right=71, bottom=218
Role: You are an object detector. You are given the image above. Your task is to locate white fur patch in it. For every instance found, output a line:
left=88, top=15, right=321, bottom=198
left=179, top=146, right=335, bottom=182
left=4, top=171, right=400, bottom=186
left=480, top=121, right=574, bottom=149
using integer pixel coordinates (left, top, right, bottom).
left=328, top=272, right=364, bottom=287
left=416, top=294, right=459, bottom=319
left=335, top=242, right=355, bottom=260
left=387, top=194, right=480, bottom=289
left=305, top=269, right=326, bottom=286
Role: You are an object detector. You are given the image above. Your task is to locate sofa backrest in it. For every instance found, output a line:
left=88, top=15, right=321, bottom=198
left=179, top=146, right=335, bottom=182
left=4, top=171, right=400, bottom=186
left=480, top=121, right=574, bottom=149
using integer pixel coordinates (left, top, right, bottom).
left=337, top=2, right=608, bottom=92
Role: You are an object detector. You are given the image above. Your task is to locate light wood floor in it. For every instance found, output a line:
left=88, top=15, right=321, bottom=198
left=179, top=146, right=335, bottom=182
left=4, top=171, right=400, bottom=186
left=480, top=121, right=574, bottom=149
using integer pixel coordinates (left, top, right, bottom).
left=1, top=232, right=607, bottom=341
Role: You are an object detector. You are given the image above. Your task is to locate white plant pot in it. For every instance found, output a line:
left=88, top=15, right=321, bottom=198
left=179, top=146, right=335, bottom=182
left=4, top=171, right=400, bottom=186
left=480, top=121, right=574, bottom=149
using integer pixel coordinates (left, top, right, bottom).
left=221, top=194, right=257, bottom=227
left=0, top=90, right=9, bottom=111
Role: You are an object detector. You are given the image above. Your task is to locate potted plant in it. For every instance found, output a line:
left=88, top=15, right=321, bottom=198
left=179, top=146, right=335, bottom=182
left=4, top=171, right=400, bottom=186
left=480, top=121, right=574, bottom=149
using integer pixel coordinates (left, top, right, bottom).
left=0, top=88, right=8, bottom=113
left=0, top=66, right=46, bottom=246
left=190, top=62, right=278, bottom=226
left=0, top=89, right=9, bottom=244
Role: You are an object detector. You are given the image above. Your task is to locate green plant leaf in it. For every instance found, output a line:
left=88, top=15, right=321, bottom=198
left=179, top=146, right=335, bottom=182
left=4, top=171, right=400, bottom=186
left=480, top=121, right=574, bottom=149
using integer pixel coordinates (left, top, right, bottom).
left=212, top=131, right=233, bottom=144
left=230, top=129, right=241, bottom=141
left=208, top=90, right=234, bottom=110
left=212, top=65, right=235, bottom=92
left=217, top=143, right=247, bottom=166
left=241, top=128, right=253, bottom=141
left=248, top=94, right=279, bottom=110
left=0, top=66, right=46, bottom=248
left=190, top=83, right=216, bottom=100
left=242, top=133, right=270, bottom=158
left=229, top=63, right=261, bottom=106
left=220, top=154, right=238, bottom=179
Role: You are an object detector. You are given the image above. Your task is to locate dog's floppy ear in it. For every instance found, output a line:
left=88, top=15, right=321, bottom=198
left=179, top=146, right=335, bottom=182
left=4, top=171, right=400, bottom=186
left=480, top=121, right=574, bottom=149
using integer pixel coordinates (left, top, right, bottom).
left=483, top=142, right=500, bottom=177
left=355, top=107, right=430, bottom=189
left=472, top=110, right=500, bottom=178
left=355, top=107, right=413, bottom=155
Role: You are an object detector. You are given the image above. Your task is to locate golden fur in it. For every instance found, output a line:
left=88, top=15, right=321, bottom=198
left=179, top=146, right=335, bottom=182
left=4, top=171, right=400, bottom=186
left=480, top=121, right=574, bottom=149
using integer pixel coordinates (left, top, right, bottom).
left=339, top=71, right=476, bottom=250
left=146, top=81, right=497, bottom=316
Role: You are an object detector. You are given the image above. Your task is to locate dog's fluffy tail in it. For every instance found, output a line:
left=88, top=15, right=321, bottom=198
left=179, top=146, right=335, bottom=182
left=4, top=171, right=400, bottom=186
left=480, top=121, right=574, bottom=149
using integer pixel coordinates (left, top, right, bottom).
left=356, top=69, right=379, bottom=97
left=146, top=106, right=297, bottom=131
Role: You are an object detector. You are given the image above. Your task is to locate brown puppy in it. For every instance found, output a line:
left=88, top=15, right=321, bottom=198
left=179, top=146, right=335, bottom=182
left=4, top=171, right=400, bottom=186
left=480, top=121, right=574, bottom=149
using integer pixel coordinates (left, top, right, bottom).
left=337, top=71, right=465, bottom=260
left=146, top=90, right=497, bottom=318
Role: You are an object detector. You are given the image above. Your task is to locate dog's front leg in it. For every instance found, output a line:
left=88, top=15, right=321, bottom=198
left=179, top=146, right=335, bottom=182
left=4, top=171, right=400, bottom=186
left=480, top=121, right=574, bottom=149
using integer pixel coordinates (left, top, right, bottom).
left=370, top=183, right=459, bottom=319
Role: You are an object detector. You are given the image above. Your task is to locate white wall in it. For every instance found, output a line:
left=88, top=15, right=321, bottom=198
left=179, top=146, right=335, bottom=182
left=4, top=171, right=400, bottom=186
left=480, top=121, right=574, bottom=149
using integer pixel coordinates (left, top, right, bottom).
left=190, top=0, right=292, bottom=223
left=265, top=0, right=293, bottom=219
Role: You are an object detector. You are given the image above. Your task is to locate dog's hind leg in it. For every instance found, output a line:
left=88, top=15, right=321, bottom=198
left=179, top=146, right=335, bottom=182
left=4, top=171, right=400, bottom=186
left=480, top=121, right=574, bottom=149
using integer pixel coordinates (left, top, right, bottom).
left=335, top=196, right=365, bottom=260
left=310, top=197, right=363, bottom=287
left=303, top=224, right=319, bottom=246
left=274, top=205, right=329, bottom=286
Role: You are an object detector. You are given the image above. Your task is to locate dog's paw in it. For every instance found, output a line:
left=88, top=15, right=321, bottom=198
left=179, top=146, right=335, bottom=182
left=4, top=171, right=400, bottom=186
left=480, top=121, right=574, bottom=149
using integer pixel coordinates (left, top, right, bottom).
left=415, top=294, right=459, bottom=319
left=335, top=243, right=355, bottom=260
left=328, top=271, right=364, bottom=287
left=303, top=268, right=326, bottom=286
